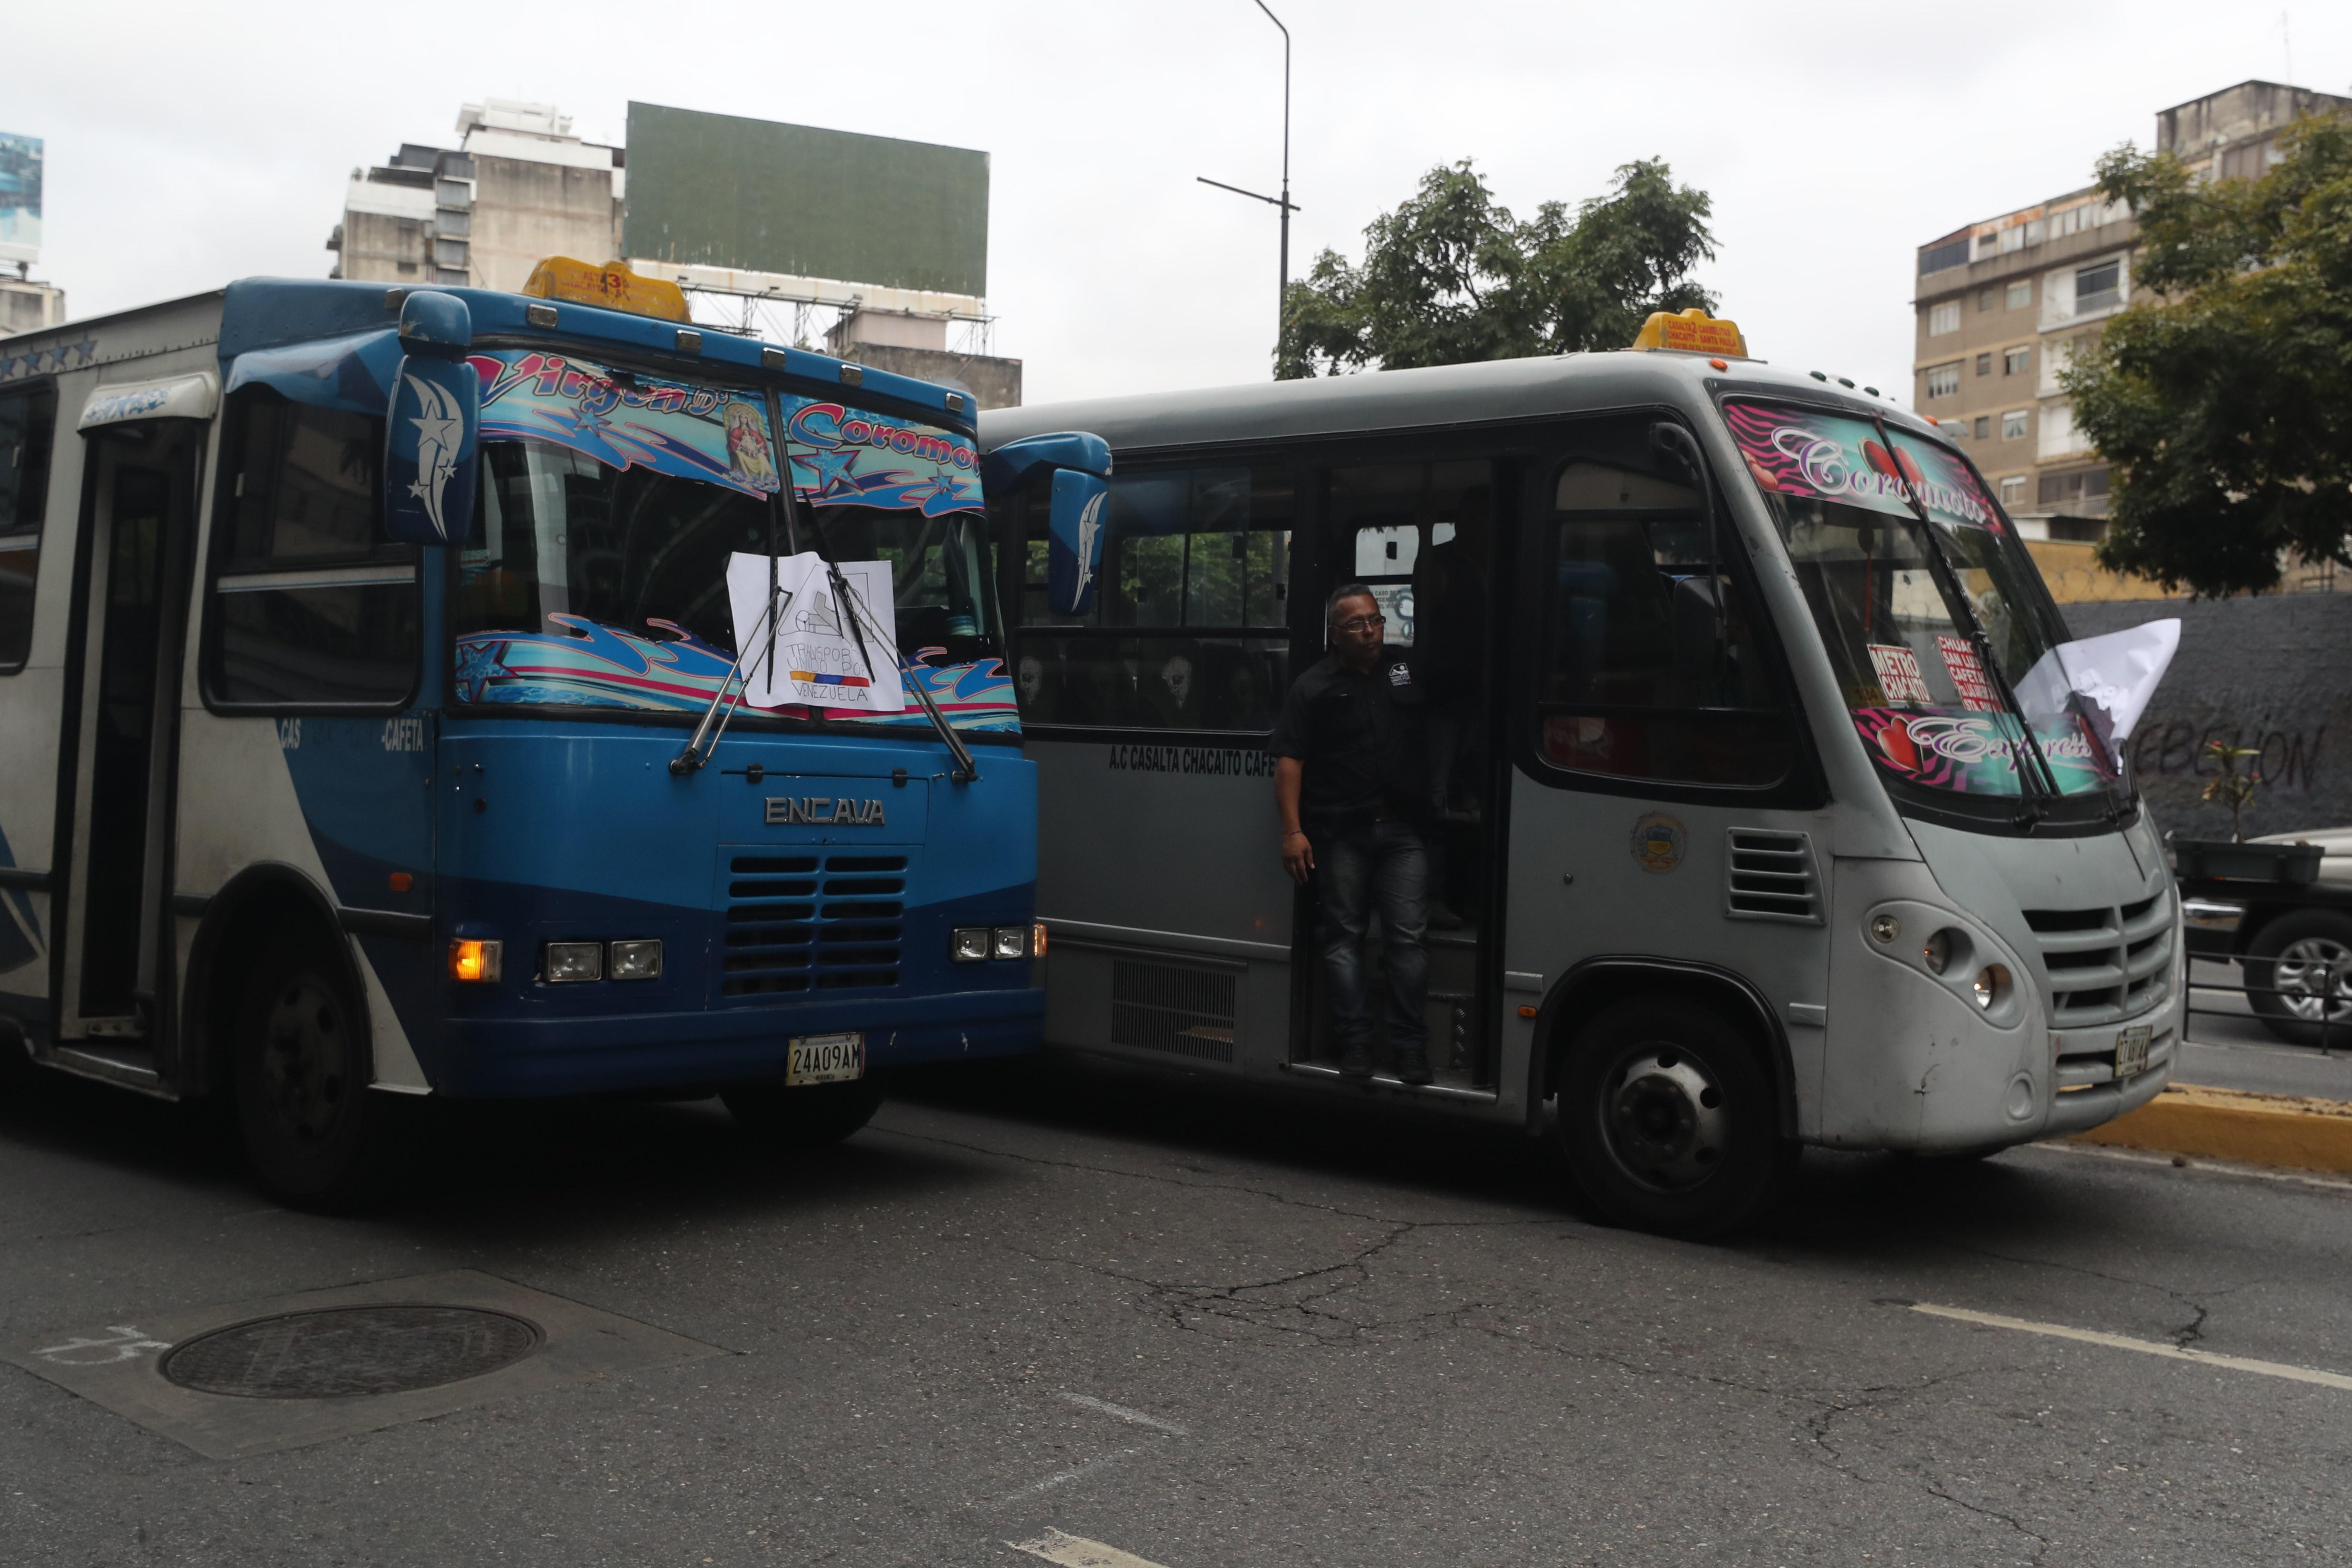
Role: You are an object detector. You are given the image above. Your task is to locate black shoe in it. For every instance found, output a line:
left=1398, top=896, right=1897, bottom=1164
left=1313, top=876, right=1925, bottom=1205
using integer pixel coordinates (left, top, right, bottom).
left=1338, top=1046, right=1374, bottom=1080
left=1393, top=1047, right=1434, bottom=1086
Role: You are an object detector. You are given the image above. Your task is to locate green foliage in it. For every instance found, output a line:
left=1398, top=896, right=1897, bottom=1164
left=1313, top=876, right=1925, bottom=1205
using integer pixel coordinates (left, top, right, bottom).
left=2063, top=113, right=2352, bottom=596
left=1274, top=159, right=1717, bottom=379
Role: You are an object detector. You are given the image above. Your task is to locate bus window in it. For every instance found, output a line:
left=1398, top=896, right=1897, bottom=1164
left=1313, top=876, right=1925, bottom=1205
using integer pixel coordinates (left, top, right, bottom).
left=1533, top=442, right=1795, bottom=788
left=205, top=391, right=420, bottom=708
left=1326, top=461, right=1489, bottom=648
left=0, top=383, right=56, bottom=673
left=1012, top=462, right=1291, bottom=731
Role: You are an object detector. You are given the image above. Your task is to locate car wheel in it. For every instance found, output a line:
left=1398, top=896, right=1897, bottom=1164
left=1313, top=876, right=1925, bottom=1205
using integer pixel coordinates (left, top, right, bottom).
left=233, top=926, right=387, bottom=1210
left=2244, top=911, right=2352, bottom=1048
left=1556, top=998, right=1786, bottom=1238
left=722, top=1077, right=885, bottom=1150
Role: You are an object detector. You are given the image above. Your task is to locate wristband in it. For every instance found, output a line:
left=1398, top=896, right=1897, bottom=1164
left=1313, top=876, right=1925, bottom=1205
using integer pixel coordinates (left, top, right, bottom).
left=1283, top=829, right=1307, bottom=839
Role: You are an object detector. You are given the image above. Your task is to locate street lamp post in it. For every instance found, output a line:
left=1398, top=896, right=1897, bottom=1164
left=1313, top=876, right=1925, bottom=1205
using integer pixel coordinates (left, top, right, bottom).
left=1197, top=0, right=1297, bottom=362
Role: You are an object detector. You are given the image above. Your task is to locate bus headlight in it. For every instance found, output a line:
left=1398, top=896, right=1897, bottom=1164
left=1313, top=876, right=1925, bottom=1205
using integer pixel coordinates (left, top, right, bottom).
left=1972, top=965, right=2010, bottom=1010
left=1921, top=930, right=1952, bottom=974
left=951, top=927, right=990, bottom=962
left=609, top=940, right=664, bottom=980
left=545, top=942, right=603, bottom=983
left=992, top=925, right=1029, bottom=960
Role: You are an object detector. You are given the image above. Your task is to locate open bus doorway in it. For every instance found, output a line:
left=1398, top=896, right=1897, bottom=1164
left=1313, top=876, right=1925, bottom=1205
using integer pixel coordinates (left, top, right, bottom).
left=1290, top=459, right=1503, bottom=1092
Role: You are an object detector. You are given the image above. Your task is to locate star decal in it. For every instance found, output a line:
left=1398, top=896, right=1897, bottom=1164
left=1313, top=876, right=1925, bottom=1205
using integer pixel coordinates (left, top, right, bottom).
left=792, top=444, right=861, bottom=496
left=0, top=352, right=17, bottom=379
left=17, top=347, right=43, bottom=374
left=69, top=335, right=96, bottom=366
left=452, top=639, right=511, bottom=704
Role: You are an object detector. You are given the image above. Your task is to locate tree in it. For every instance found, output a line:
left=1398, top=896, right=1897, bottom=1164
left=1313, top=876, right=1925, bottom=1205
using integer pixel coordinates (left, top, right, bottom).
left=1274, top=158, right=1717, bottom=380
left=2062, top=113, right=2352, bottom=596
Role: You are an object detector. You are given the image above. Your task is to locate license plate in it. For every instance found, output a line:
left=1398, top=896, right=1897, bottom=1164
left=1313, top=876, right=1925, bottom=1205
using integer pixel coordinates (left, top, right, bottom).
left=2114, top=1024, right=2151, bottom=1078
left=786, top=1032, right=864, bottom=1086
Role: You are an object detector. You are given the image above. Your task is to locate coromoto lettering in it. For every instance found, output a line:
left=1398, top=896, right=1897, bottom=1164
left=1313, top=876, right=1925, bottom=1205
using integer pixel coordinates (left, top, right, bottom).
left=764, top=796, right=888, bottom=826
left=787, top=402, right=977, bottom=470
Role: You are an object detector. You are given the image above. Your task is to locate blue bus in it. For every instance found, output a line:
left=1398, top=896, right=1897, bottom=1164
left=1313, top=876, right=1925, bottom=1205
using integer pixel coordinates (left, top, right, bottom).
left=0, top=268, right=1109, bottom=1205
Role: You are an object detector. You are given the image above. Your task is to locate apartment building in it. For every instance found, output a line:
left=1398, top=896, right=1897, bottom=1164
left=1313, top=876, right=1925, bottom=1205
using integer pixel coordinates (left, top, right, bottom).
left=1911, top=80, right=2349, bottom=542
left=328, top=99, right=624, bottom=293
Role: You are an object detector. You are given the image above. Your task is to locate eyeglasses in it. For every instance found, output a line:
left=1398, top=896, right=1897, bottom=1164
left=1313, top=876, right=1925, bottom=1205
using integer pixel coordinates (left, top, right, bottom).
left=1332, top=614, right=1386, bottom=634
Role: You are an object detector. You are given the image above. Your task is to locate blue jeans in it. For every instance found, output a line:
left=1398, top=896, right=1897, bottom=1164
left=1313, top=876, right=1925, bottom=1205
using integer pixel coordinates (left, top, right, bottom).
left=1315, top=819, right=1429, bottom=1056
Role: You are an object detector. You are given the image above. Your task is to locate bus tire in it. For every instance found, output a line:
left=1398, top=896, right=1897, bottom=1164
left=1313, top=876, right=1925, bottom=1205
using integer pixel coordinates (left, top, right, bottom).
left=232, top=926, right=386, bottom=1211
left=1556, top=997, right=1784, bottom=1238
left=2243, top=910, right=2352, bottom=1047
left=723, top=1077, right=884, bottom=1150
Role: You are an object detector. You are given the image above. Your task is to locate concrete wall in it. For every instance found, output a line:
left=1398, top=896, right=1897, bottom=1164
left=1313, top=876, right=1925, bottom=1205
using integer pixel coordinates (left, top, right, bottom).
left=836, top=342, right=1023, bottom=410
left=467, top=155, right=622, bottom=295
left=2067, top=594, right=2352, bottom=840
left=338, top=209, right=433, bottom=283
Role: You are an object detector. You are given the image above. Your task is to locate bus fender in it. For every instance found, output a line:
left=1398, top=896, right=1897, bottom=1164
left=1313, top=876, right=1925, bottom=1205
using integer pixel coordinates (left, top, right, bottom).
left=1524, top=955, right=1799, bottom=1142
left=178, top=862, right=370, bottom=1103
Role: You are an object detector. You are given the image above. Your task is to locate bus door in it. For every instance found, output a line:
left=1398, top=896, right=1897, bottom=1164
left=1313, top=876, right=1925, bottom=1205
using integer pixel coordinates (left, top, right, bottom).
left=1502, top=415, right=1825, bottom=1102
left=1292, top=457, right=1505, bottom=1090
left=55, top=416, right=205, bottom=1067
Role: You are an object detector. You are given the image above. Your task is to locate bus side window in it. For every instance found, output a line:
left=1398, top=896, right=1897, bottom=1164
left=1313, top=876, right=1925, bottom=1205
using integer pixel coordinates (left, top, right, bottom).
left=204, top=390, right=420, bottom=709
left=1535, top=453, right=1795, bottom=788
left=1014, top=462, right=1291, bottom=732
left=0, top=382, right=57, bottom=674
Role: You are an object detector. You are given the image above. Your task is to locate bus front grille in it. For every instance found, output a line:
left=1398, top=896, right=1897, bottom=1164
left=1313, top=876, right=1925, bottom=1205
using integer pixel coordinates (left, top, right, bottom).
left=2023, top=890, right=2174, bottom=1029
left=1109, top=958, right=1237, bottom=1063
left=722, top=853, right=906, bottom=997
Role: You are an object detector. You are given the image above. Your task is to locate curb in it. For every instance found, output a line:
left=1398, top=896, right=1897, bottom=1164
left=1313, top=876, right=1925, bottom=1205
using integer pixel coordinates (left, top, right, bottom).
left=2067, top=1082, right=2352, bottom=1175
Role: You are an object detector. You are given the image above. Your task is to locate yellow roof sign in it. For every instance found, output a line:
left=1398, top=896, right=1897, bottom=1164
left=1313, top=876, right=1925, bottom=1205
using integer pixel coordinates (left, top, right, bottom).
left=521, top=257, right=692, bottom=324
left=1630, top=307, right=1748, bottom=358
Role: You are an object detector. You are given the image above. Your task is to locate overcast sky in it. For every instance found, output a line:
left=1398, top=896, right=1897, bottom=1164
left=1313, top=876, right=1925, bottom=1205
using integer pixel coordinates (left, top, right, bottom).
left=14, top=1, right=2351, bottom=408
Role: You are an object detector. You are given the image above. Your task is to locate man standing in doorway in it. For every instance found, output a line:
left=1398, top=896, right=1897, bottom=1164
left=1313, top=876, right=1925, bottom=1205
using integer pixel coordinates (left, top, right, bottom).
left=1271, top=585, right=1434, bottom=1085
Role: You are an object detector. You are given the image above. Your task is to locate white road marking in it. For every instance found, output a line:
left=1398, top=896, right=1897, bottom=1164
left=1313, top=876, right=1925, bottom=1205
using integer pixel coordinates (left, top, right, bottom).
left=1912, top=1303, right=2352, bottom=1391
left=1057, top=1391, right=1188, bottom=1435
left=1008, top=1527, right=1173, bottom=1568
left=998, top=1449, right=1141, bottom=1505
left=33, top=1326, right=170, bottom=1366
left=2024, top=1138, right=2352, bottom=1191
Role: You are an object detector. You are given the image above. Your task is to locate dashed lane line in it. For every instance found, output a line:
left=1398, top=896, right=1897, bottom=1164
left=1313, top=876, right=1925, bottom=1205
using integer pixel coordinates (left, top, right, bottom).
left=1910, top=1302, right=2352, bottom=1391
left=996, top=1449, right=1142, bottom=1506
left=1009, top=1528, right=1173, bottom=1568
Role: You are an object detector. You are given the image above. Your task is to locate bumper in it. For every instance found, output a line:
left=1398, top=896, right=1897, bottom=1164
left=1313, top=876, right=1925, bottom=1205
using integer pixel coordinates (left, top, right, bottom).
left=431, top=986, right=1045, bottom=1097
left=2043, top=1057, right=2172, bottom=1136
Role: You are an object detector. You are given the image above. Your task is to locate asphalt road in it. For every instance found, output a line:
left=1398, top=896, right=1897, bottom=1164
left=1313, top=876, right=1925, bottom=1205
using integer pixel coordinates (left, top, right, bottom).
left=5, top=1059, right=2352, bottom=1567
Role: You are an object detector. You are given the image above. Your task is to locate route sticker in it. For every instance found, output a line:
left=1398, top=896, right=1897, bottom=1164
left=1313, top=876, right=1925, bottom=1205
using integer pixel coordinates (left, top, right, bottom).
left=1630, top=811, right=1688, bottom=875
left=1867, top=642, right=1932, bottom=706
left=1936, top=634, right=2002, bottom=713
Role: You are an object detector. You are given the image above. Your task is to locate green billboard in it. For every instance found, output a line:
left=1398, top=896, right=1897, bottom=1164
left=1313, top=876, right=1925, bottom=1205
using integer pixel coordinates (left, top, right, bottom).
left=622, top=103, right=988, bottom=297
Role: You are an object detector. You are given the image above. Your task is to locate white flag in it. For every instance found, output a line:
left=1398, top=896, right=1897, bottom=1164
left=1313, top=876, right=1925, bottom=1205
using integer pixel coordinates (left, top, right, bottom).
left=2015, top=618, right=2180, bottom=744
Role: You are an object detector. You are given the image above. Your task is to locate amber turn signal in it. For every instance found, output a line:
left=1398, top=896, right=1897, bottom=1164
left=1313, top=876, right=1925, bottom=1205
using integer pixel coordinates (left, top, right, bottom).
left=1518, top=1004, right=1539, bottom=1019
left=388, top=871, right=414, bottom=892
left=450, top=938, right=503, bottom=983
left=1032, top=922, right=1048, bottom=959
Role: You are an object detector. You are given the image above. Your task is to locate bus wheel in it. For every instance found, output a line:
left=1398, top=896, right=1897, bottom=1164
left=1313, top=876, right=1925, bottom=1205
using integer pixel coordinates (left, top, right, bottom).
left=2244, top=911, right=2352, bottom=1047
left=1556, top=998, right=1783, bottom=1238
left=233, top=928, right=385, bottom=1210
left=723, top=1078, right=884, bottom=1150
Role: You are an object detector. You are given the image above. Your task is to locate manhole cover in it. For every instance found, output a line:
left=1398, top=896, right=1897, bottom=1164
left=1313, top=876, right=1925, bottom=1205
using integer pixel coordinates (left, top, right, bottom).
left=159, top=1306, right=542, bottom=1399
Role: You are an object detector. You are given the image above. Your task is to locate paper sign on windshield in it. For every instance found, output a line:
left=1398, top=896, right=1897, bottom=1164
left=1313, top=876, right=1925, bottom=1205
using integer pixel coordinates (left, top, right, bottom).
left=724, top=551, right=906, bottom=714
left=469, top=350, right=782, bottom=498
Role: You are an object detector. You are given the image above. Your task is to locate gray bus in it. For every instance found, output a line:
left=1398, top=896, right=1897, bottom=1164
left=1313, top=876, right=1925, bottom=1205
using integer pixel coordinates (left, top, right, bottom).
left=980, top=321, right=2180, bottom=1234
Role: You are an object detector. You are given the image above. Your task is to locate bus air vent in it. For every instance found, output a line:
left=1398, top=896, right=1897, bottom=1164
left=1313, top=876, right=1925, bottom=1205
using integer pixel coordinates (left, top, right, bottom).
left=1109, top=958, right=1237, bottom=1063
left=1724, top=830, right=1821, bottom=924
left=2024, top=890, right=2173, bottom=1029
left=721, top=852, right=906, bottom=997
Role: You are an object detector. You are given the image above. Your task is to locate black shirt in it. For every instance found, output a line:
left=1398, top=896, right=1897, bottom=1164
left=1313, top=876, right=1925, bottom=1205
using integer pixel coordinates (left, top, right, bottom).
left=1269, top=646, right=1430, bottom=832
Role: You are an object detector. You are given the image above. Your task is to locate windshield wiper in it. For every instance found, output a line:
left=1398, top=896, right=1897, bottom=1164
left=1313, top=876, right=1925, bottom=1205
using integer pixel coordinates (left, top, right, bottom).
left=827, top=561, right=979, bottom=784
left=670, top=588, right=785, bottom=776
left=1867, top=416, right=2060, bottom=821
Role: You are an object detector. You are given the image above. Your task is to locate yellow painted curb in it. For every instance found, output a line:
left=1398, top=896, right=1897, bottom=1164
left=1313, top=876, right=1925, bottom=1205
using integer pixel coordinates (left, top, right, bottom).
left=2068, top=1083, right=2352, bottom=1174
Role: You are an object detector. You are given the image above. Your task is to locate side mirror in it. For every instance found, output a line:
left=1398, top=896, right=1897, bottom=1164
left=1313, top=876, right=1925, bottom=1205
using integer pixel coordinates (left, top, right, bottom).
left=983, top=431, right=1115, bottom=617
left=1047, top=469, right=1110, bottom=617
left=382, top=290, right=480, bottom=545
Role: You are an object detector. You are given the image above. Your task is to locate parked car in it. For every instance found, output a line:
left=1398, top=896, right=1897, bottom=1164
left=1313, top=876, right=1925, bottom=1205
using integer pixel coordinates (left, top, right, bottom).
left=2181, top=828, right=2352, bottom=1045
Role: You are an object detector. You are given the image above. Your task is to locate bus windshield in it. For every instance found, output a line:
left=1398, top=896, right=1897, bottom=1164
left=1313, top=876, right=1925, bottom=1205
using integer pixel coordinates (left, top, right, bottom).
left=448, top=350, right=998, bottom=715
left=1725, top=400, right=2119, bottom=802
